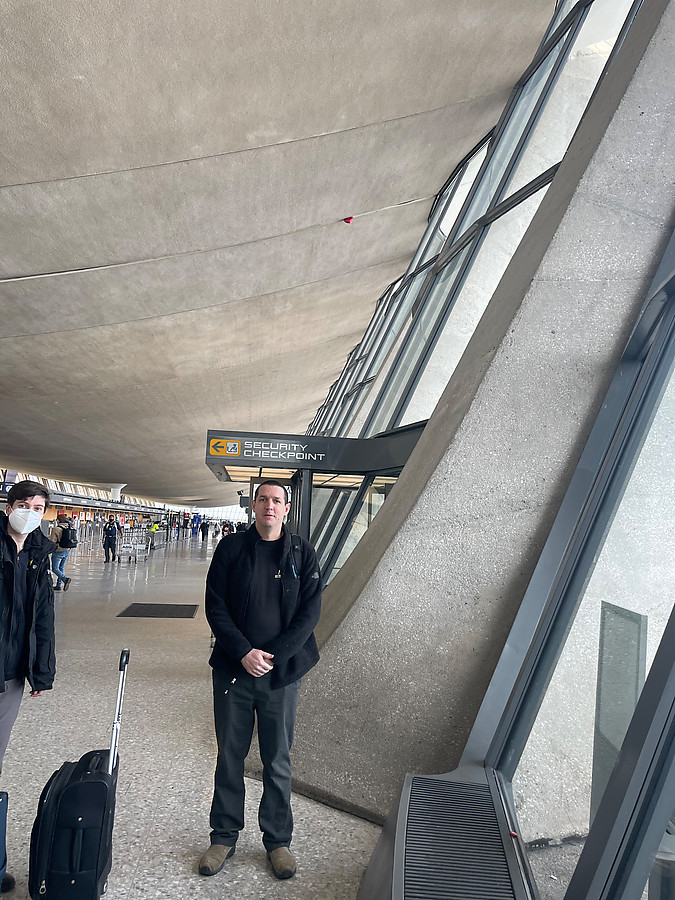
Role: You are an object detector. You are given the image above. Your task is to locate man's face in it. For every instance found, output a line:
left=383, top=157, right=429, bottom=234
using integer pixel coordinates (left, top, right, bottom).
left=6, top=495, right=46, bottom=517
left=253, top=485, right=290, bottom=530
left=109, top=517, right=115, bottom=523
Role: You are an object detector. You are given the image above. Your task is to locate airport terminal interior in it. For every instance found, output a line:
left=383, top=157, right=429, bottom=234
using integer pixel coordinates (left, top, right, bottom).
left=3, top=535, right=381, bottom=899
left=1, top=0, right=674, bottom=897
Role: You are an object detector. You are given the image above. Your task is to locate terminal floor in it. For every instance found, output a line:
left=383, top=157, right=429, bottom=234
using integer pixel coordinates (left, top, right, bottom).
left=3, top=535, right=380, bottom=899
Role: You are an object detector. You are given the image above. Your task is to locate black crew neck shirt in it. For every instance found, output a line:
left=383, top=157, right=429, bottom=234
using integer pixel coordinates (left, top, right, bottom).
left=243, top=536, right=284, bottom=650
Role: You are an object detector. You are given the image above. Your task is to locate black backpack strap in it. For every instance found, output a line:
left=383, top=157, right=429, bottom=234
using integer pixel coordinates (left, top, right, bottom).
left=290, top=534, right=303, bottom=578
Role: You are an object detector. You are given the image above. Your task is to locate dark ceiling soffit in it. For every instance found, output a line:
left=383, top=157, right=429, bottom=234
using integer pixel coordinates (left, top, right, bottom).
left=205, top=425, right=424, bottom=479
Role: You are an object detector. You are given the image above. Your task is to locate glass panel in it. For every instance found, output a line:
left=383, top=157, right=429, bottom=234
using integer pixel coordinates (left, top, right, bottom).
left=449, top=35, right=563, bottom=245
left=364, top=246, right=471, bottom=436
left=549, top=0, right=583, bottom=32
left=334, top=267, right=430, bottom=438
left=364, top=270, right=430, bottom=381
left=331, top=379, right=373, bottom=438
left=414, top=141, right=491, bottom=271
left=643, top=812, right=675, bottom=900
left=315, top=490, right=359, bottom=571
left=310, top=488, right=341, bottom=555
left=327, top=476, right=398, bottom=583
left=400, top=185, right=549, bottom=425
left=511, top=364, right=675, bottom=900
left=358, top=288, right=392, bottom=359
left=311, top=474, right=364, bottom=559
left=310, top=484, right=336, bottom=541
left=504, top=0, right=635, bottom=199
left=407, top=188, right=455, bottom=277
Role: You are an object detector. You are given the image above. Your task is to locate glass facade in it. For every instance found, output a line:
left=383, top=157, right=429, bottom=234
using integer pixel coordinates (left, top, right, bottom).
left=306, top=0, right=643, bottom=583
left=512, top=364, right=674, bottom=899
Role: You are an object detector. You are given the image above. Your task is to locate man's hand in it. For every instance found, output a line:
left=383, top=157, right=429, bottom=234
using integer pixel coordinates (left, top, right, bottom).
left=29, top=690, right=45, bottom=697
left=241, top=649, right=274, bottom=677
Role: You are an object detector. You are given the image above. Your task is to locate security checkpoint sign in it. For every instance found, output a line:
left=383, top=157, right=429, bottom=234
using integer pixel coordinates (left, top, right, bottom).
left=206, top=427, right=424, bottom=475
left=208, top=433, right=329, bottom=466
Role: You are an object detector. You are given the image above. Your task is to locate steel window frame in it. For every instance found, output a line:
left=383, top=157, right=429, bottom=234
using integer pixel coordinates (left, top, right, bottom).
left=406, top=131, right=494, bottom=276
left=432, top=2, right=588, bottom=261
left=333, top=259, right=437, bottom=437
left=361, top=165, right=557, bottom=437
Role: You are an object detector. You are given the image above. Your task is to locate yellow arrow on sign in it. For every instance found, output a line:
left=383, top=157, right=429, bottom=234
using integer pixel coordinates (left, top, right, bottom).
left=209, top=439, right=240, bottom=456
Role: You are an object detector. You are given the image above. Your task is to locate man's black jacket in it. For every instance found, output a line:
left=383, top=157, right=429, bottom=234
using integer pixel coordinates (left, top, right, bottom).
left=0, top=512, right=56, bottom=692
left=206, top=524, right=321, bottom=689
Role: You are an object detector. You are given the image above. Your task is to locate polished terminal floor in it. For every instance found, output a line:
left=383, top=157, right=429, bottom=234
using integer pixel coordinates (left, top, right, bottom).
left=3, top=534, right=380, bottom=899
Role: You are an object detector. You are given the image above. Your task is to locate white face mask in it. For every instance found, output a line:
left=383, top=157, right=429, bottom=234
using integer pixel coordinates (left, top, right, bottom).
left=8, top=507, right=43, bottom=535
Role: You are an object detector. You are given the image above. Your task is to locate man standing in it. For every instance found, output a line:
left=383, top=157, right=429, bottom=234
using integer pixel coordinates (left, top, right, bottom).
left=49, top=513, right=74, bottom=591
left=200, top=480, right=321, bottom=881
left=0, top=480, right=56, bottom=893
left=101, top=515, right=121, bottom=562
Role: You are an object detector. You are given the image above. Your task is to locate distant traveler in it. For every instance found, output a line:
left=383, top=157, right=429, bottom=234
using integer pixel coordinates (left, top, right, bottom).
left=102, top=515, right=121, bottom=562
left=0, top=480, right=56, bottom=893
left=49, top=513, right=76, bottom=591
left=199, top=520, right=209, bottom=541
left=199, top=480, right=322, bottom=882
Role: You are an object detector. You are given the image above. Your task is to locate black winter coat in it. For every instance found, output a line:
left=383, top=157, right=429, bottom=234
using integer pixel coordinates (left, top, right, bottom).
left=0, top=513, right=56, bottom=692
left=206, top=524, right=321, bottom=689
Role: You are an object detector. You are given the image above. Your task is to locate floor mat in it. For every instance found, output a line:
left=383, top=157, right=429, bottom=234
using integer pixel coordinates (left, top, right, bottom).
left=117, top=603, right=198, bottom=618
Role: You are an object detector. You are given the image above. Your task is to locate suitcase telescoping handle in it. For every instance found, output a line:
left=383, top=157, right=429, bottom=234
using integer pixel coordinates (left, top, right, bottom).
left=107, top=649, right=130, bottom=776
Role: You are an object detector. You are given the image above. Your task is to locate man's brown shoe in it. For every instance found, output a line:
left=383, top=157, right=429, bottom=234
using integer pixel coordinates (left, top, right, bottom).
left=268, top=846, right=297, bottom=879
left=198, top=843, right=235, bottom=876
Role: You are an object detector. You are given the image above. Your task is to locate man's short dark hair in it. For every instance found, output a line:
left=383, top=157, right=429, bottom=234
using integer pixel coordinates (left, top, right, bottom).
left=6, top=479, right=51, bottom=509
left=254, top=480, right=289, bottom=504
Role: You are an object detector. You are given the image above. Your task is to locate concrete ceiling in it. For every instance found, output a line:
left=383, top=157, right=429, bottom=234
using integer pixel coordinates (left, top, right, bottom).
left=0, top=0, right=553, bottom=506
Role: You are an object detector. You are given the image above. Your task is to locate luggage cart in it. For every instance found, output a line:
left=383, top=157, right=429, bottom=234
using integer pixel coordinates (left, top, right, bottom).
left=118, top=527, right=149, bottom=563
left=134, top=532, right=150, bottom=561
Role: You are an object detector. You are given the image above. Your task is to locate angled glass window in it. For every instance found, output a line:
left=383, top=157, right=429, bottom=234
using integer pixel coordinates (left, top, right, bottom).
left=443, top=33, right=565, bottom=251
left=552, top=0, right=588, bottom=29
left=363, top=245, right=472, bottom=437
left=399, top=183, right=550, bottom=425
left=326, top=476, right=397, bottom=582
left=338, top=264, right=434, bottom=438
left=310, top=474, right=365, bottom=566
left=408, top=138, right=491, bottom=275
left=504, top=0, right=636, bottom=200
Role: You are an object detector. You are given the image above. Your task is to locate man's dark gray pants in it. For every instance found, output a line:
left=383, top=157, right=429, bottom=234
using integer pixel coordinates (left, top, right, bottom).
left=209, top=668, right=301, bottom=852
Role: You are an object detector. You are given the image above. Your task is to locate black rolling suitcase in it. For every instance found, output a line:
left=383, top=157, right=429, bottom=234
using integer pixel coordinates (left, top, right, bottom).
left=29, top=649, right=130, bottom=900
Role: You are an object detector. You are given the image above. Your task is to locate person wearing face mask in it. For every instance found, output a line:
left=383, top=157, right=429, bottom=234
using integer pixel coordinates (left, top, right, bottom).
left=0, top=480, right=56, bottom=894
left=101, top=515, right=122, bottom=562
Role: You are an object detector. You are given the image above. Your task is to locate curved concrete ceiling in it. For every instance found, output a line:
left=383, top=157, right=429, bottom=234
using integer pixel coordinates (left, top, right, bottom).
left=0, top=0, right=553, bottom=506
